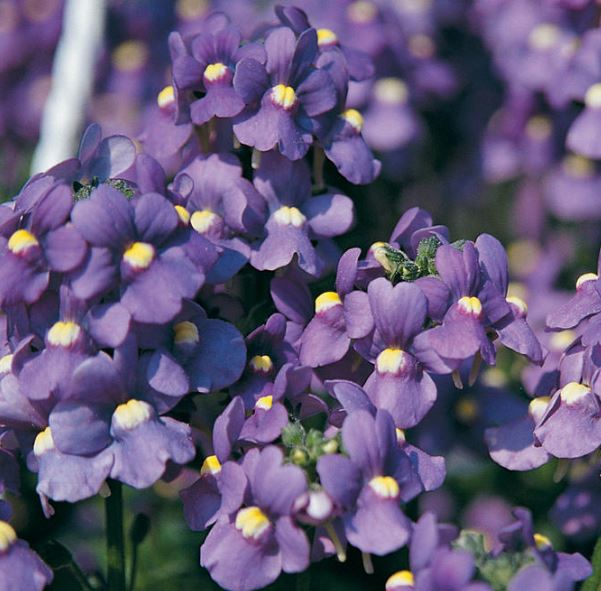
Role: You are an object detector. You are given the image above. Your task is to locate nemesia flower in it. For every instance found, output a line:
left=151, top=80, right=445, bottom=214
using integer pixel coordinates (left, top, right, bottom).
left=200, top=446, right=309, bottom=591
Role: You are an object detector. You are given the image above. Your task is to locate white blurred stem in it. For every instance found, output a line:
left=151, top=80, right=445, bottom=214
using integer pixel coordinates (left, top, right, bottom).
left=31, top=0, right=106, bottom=174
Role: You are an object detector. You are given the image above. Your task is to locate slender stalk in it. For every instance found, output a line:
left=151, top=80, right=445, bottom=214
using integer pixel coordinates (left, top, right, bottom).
left=361, top=552, right=374, bottom=574
left=105, top=480, right=126, bottom=591
left=313, top=145, right=326, bottom=191
left=582, top=535, right=601, bottom=591
left=324, top=521, right=346, bottom=562
left=296, top=570, right=311, bottom=591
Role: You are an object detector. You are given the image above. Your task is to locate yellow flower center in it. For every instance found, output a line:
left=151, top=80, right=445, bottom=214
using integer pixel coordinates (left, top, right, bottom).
left=585, top=83, right=601, bottom=109
left=374, top=78, right=408, bottom=104
left=528, top=396, right=550, bottom=421
left=157, top=85, right=175, bottom=110
left=549, top=330, right=576, bottom=351
left=112, top=40, right=148, bottom=71
left=576, top=272, right=598, bottom=289
left=506, top=295, right=528, bottom=316
left=376, top=348, right=407, bottom=374
left=315, top=291, right=342, bottom=314
left=342, top=108, right=364, bottom=132
left=33, top=427, right=55, bottom=457
left=347, top=1, right=377, bottom=23
left=190, top=210, right=221, bottom=234
left=386, top=570, right=415, bottom=590
left=113, top=399, right=152, bottom=430
left=176, top=0, right=208, bottom=20
left=456, top=398, right=479, bottom=422
left=272, top=206, right=306, bottom=227
left=526, top=116, right=552, bottom=140
left=200, top=454, right=222, bottom=476
left=0, top=521, right=17, bottom=552
left=528, top=23, right=561, bottom=51
left=368, top=476, right=400, bottom=499
left=563, top=154, right=594, bottom=178
left=249, top=355, right=273, bottom=373
left=204, top=62, right=228, bottom=82
left=255, top=395, right=273, bottom=411
left=560, top=382, right=591, bottom=405
left=0, top=354, right=13, bottom=374
left=457, top=296, right=483, bottom=317
left=7, top=229, right=39, bottom=254
left=173, top=321, right=199, bottom=345
left=174, top=205, right=190, bottom=225
left=317, top=28, right=338, bottom=46
left=235, top=506, right=271, bottom=539
left=47, top=321, right=81, bottom=347
left=123, top=242, right=155, bottom=270
left=395, top=427, right=406, bottom=443
left=271, top=84, right=297, bottom=109
left=534, top=532, right=552, bottom=550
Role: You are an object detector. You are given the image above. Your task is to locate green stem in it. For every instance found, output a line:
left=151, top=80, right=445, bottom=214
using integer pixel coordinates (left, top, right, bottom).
left=312, top=145, right=325, bottom=192
left=582, top=536, right=601, bottom=591
left=296, top=570, right=311, bottom=591
left=105, top=480, right=126, bottom=591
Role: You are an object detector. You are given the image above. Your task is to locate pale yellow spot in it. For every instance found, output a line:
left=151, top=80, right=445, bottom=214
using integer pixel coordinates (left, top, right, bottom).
left=157, top=85, right=175, bottom=110
left=456, top=398, right=478, bottom=422
left=585, top=83, right=601, bottom=109
left=368, top=475, right=399, bottom=498
left=204, top=62, right=228, bottom=82
left=0, top=522, right=17, bottom=552
left=47, top=321, right=81, bottom=347
left=112, top=40, right=148, bottom=71
left=347, top=1, right=377, bottom=23
left=374, top=78, right=408, bottom=104
left=507, top=281, right=527, bottom=301
left=272, top=206, right=306, bottom=227
left=173, top=321, right=199, bottom=345
left=386, top=570, right=415, bottom=590
left=317, top=28, right=338, bottom=46
left=528, top=396, right=550, bottom=421
left=7, top=229, right=38, bottom=254
left=235, top=506, right=270, bottom=539
left=174, top=205, right=190, bottom=225
left=200, top=454, right=222, bottom=476
left=33, top=427, right=55, bottom=457
left=113, top=399, right=152, bottom=430
left=534, top=532, right=552, bottom=550
left=249, top=355, right=273, bottom=373
left=342, top=108, right=364, bottom=132
left=457, top=296, right=482, bottom=317
left=560, top=382, right=591, bottom=405
left=191, top=210, right=221, bottom=234
left=526, top=116, right=552, bottom=140
left=481, top=367, right=507, bottom=388
left=255, top=395, right=273, bottom=411
left=506, top=295, right=528, bottom=316
left=123, top=242, right=155, bottom=270
left=549, top=330, right=576, bottom=351
left=0, top=354, right=13, bottom=374
left=528, top=23, right=561, bottom=50
left=322, top=438, right=339, bottom=454
left=271, top=84, right=297, bottom=109
left=315, top=292, right=342, bottom=313
left=576, top=272, right=598, bottom=289
left=408, top=34, right=435, bottom=58
left=376, top=348, right=406, bottom=374
left=395, top=427, right=406, bottom=443
left=563, top=154, right=594, bottom=178
left=507, top=240, right=540, bottom=276
left=176, top=0, right=208, bottom=20
left=371, top=242, right=395, bottom=273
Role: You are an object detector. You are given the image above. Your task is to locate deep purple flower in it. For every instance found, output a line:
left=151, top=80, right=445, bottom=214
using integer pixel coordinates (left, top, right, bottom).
left=71, top=185, right=203, bottom=322
left=233, top=26, right=337, bottom=160
left=250, top=150, right=354, bottom=275
left=200, top=446, right=309, bottom=591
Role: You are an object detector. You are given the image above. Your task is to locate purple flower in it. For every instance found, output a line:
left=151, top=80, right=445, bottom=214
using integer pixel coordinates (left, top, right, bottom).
left=318, top=409, right=412, bottom=555
left=0, top=520, right=53, bottom=590
left=250, top=150, right=354, bottom=275
left=233, top=26, right=337, bottom=160
left=200, top=446, right=309, bottom=591
left=71, top=185, right=203, bottom=323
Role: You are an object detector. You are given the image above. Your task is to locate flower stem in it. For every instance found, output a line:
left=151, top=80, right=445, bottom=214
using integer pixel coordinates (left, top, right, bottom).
left=105, top=479, right=126, bottom=591
left=582, top=536, right=601, bottom=591
left=313, top=145, right=325, bottom=192
left=324, top=521, right=346, bottom=562
left=361, top=552, right=374, bottom=574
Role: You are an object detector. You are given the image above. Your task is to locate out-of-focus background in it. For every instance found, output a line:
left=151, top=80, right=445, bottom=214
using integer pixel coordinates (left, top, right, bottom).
left=3, top=0, right=601, bottom=589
